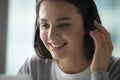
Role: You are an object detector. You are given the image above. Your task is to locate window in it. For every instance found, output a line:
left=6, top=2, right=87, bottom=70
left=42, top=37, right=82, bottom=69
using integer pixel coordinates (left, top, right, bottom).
left=6, top=0, right=36, bottom=75
left=95, top=0, right=120, bottom=57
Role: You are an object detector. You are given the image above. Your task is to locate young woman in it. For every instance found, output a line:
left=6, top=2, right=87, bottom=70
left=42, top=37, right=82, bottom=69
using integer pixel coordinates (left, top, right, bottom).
left=18, top=0, right=120, bottom=80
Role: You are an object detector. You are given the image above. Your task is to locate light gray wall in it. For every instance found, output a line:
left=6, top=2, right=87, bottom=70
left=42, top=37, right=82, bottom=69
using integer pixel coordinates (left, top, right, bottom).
left=0, top=0, right=8, bottom=74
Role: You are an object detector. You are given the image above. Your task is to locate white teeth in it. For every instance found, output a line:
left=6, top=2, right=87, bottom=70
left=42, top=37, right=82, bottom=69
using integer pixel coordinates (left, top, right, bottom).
left=51, top=44, right=63, bottom=48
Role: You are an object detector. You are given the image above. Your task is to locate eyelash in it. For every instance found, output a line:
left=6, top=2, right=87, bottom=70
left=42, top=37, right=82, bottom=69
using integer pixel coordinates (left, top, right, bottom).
left=40, top=23, right=71, bottom=29
left=40, top=23, right=50, bottom=29
left=58, top=23, right=71, bottom=28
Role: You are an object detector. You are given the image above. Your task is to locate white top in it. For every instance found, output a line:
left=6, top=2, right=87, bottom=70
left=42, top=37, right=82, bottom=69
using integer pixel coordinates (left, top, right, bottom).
left=18, top=56, right=111, bottom=80
left=50, top=60, right=91, bottom=80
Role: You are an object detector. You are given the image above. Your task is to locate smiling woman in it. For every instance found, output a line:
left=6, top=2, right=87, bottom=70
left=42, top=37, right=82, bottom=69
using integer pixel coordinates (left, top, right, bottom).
left=17, top=0, right=120, bottom=80
left=39, top=1, right=85, bottom=61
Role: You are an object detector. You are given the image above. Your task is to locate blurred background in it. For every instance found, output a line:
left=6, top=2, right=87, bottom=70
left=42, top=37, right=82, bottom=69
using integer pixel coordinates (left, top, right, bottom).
left=0, top=0, right=120, bottom=75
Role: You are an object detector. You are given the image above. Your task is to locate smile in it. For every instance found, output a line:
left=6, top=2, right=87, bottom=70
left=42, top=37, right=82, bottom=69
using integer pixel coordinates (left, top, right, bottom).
left=49, top=42, right=67, bottom=51
left=51, top=43, right=65, bottom=48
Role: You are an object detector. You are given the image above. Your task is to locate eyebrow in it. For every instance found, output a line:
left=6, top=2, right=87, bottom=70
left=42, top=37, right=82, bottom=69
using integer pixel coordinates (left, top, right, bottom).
left=56, top=17, right=72, bottom=22
left=40, top=17, right=72, bottom=22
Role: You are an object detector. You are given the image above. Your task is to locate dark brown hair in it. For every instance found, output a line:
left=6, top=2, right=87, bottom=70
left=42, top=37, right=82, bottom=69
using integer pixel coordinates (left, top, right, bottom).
left=34, top=0, right=101, bottom=60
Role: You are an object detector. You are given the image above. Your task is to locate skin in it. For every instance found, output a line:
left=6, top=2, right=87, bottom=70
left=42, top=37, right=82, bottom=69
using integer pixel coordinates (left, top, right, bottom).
left=39, top=1, right=113, bottom=74
left=90, top=21, right=113, bottom=72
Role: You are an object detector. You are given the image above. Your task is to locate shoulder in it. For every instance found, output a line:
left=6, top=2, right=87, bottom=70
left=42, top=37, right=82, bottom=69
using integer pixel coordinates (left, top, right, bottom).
left=108, top=56, right=120, bottom=80
left=27, top=55, right=52, bottom=66
left=108, top=56, right=120, bottom=70
left=18, top=55, right=52, bottom=75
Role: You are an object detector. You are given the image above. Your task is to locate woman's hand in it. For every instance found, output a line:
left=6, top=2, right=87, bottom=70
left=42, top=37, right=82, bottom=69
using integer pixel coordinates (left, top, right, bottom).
left=90, top=21, right=114, bottom=73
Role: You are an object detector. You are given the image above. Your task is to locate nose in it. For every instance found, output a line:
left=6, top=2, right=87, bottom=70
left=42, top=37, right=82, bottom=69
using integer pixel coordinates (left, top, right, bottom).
left=48, top=26, right=60, bottom=41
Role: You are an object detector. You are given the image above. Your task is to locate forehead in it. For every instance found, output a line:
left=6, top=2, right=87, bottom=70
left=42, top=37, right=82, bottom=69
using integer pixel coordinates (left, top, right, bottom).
left=39, top=1, right=79, bottom=19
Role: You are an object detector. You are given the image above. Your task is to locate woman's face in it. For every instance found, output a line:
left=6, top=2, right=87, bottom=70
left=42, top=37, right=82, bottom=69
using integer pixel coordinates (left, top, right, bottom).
left=39, top=1, right=85, bottom=60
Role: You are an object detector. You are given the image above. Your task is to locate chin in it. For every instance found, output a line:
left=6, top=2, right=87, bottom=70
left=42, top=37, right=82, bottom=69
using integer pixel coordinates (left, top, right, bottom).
left=51, top=54, right=67, bottom=60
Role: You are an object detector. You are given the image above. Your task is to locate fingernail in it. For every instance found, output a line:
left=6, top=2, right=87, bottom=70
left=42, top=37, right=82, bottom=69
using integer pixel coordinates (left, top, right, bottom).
left=94, top=20, right=98, bottom=24
left=90, top=30, right=94, bottom=33
left=90, top=31, right=94, bottom=35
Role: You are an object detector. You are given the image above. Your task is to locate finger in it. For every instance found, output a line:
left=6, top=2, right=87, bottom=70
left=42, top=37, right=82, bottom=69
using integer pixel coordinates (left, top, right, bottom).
left=96, top=30, right=109, bottom=49
left=94, top=21, right=109, bottom=35
left=90, top=30, right=104, bottom=48
left=106, top=33, right=114, bottom=50
left=94, top=21, right=113, bottom=49
left=96, top=30, right=108, bottom=48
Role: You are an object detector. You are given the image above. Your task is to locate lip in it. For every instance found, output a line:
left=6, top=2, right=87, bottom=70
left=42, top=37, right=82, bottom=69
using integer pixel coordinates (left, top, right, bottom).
left=50, top=43, right=67, bottom=52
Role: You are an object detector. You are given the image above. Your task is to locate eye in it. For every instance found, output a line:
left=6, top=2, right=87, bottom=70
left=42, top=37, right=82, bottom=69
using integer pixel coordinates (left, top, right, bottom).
left=58, top=23, right=71, bottom=28
left=40, top=23, right=50, bottom=29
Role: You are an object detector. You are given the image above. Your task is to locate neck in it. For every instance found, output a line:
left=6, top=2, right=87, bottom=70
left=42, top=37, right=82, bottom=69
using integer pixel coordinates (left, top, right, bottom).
left=57, top=55, right=91, bottom=74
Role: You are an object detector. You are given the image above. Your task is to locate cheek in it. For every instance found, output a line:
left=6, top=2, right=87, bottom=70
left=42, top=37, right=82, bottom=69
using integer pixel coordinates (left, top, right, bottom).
left=40, top=31, right=47, bottom=43
left=68, top=29, right=85, bottom=46
left=40, top=31, right=51, bottom=51
left=68, top=28, right=85, bottom=39
left=69, top=33, right=84, bottom=44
